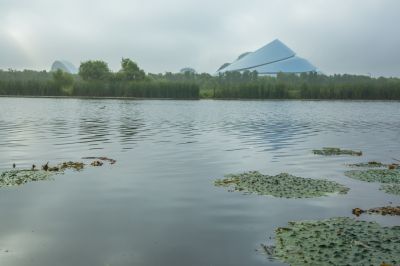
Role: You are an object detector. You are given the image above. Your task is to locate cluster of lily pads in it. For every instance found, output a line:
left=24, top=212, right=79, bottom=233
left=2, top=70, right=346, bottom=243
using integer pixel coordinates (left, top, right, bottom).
left=380, top=184, right=400, bottom=196
left=312, top=146, right=400, bottom=196
left=345, top=169, right=400, bottom=196
left=0, top=169, right=53, bottom=187
left=214, top=147, right=400, bottom=265
left=0, top=157, right=116, bottom=188
left=264, top=217, right=400, bottom=266
left=214, top=171, right=349, bottom=198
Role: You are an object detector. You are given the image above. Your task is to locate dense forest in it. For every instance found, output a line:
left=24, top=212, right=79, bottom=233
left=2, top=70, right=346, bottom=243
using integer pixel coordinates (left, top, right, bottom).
left=1, top=59, right=400, bottom=100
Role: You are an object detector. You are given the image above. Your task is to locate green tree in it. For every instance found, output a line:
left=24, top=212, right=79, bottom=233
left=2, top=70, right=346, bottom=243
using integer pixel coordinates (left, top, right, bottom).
left=53, top=69, right=74, bottom=94
left=116, top=58, right=145, bottom=81
left=79, top=60, right=111, bottom=81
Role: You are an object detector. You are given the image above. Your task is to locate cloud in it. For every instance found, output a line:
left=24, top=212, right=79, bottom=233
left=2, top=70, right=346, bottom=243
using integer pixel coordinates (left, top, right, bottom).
left=0, top=0, right=399, bottom=76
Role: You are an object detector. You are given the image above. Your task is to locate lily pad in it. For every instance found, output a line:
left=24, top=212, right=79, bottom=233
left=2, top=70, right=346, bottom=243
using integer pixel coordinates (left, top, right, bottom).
left=0, top=170, right=54, bottom=187
left=313, top=147, right=362, bottom=156
left=214, top=171, right=349, bottom=198
left=380, top=184, right=400, bottom=196
left=266, top=217, right=400, bottom=265
left=345, top=169, right=400, bottom=183
left=348, top=161, right=387, bottom=168
left=352, top=206, right=400, bottom=216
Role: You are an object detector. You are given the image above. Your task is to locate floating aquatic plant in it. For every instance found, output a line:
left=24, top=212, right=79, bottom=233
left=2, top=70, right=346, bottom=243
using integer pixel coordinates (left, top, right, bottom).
left=90, top=160, right=103, bottom=166
left=388, top=164, right=400, bottom=170
left=0, top=170, right=53, bottom=187
left=82, top=156, right=116, bottom=164
left=313, top=147, right=362, bottom=156
left=345, top=169, right=400, bottom=183
left=347, top=162, right=400, bottom=170
left=348, top=161, right=387, bottom=168
left=214, top=171, right=349, bottom=198
left=59, top=161, right=85, bottom=171
left=380, top=183, right=400, bottom=196
left=0, top=158, right=112, bottom=188
left=352, top=206, right=400, bottom=216
left=265, top=217, right=400, bottom=266
left=345, top=169, right=400, bottom=196
left=42, top=161, right=85, bottom=172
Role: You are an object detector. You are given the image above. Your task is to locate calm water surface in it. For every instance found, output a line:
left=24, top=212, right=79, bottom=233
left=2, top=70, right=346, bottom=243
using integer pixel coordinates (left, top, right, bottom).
left=0, top=98, right=399, bottom=266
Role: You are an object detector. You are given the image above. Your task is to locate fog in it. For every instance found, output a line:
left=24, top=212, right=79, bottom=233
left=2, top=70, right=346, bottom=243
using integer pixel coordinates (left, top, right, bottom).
left=1, top=0, right=399, bottom=76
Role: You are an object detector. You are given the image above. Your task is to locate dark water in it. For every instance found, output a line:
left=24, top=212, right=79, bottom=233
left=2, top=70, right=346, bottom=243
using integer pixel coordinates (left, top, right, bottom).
left=0, top=98, right=399, bottom=266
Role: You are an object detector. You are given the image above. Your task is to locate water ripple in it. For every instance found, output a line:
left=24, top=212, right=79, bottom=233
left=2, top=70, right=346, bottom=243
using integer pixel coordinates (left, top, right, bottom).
left=0, top=98, right=399, bottom=163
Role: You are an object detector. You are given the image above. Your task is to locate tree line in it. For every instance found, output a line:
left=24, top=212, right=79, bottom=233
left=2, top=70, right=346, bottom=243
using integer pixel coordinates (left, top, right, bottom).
left=155, top=70, right=400, bottom=100
left=0, top=59, right=199, bottom=99
left=1, top=60, right=400, bottom=100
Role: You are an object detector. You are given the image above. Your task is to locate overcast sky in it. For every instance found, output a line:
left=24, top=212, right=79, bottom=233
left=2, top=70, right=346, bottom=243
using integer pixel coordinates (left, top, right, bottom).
left=0, top=0, right=399, bottom=76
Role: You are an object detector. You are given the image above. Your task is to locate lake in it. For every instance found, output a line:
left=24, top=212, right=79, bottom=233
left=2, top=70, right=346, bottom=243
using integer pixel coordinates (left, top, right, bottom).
left=0, top=98, right=399, bottom=266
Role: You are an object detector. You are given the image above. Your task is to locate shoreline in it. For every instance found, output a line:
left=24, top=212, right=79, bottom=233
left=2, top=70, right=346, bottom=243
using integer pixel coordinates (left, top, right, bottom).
left=1, top=95, right=400, bottom=102
left=0, top=95, right=199, bottom=100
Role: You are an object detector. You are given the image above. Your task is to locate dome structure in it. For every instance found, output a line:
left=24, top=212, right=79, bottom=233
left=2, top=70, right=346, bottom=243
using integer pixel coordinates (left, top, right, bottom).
left=217, top=39, right=316, bottom=75
left=51, top=60, right=78, bottom=74
left=180, top=67, right=196, bottom=74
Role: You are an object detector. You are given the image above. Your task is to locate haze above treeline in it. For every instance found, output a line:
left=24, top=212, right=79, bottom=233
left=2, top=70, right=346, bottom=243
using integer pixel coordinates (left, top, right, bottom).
left=1, top=0, right=400, bottom=77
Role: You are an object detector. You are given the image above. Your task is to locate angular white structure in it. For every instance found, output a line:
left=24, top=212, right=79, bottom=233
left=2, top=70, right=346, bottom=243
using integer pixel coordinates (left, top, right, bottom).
left=180, top=67, right=196, bottom=74
left=217, top=39, right=316, bottom=75
left=51, top=60, right=78, bottom=74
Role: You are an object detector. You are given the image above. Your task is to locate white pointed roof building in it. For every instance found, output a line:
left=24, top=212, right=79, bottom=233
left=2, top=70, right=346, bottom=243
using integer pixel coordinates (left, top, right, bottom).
left=217, top=39, right=316, bottom=75
left=51, top=60, right=78, bottom=74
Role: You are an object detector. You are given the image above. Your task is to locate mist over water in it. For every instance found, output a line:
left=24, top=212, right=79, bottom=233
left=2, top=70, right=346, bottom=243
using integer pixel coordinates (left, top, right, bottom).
left=0, top=98, right=399, bottom=266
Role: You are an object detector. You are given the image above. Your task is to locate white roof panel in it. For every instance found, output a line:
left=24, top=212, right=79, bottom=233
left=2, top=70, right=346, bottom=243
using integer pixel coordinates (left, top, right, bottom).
left=250, top=56, right=316, bottom=74
left=221, top=39, right=295, bottom=72
left=51, top=60, right=78, bottom=74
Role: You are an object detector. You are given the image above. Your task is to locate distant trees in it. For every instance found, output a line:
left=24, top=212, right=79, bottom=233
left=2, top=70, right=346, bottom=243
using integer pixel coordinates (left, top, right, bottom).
left=79, top=60, right=111, bottom=81
left=73, top=58, right=198, bottom=98
left=2, top=62, right=400, bottom=100
left=0, top=69, right=52, bottom=81
left=52, top=69, right=74, bottom=93
left=116, top=58, right=145, bottom=81
left=78, top=58, right=146, bottom=82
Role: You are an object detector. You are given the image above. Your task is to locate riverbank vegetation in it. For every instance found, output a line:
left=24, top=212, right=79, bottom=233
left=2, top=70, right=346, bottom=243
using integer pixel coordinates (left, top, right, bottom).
left=1, top=59, right=400, bottom=99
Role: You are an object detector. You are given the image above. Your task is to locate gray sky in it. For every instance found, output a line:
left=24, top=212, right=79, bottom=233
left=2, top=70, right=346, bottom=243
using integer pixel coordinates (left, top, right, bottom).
left=0, top=0, right=399, bottom=77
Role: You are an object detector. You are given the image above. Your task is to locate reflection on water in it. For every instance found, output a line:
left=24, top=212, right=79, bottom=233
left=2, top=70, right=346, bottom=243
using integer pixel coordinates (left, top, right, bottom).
left=0, top=98, right=399, bottom=266
left=118, top=116, right=145, bottom=150
left=79, top=117, right=111, bottom=149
